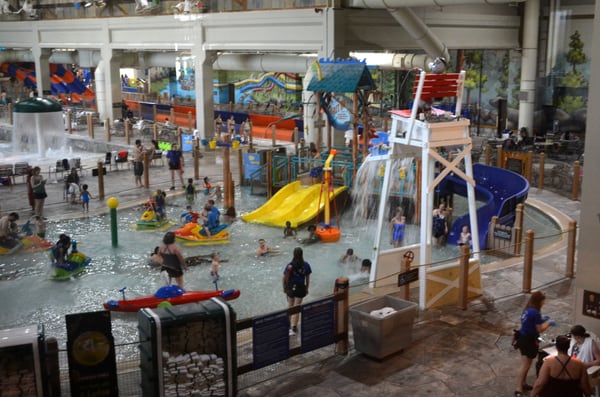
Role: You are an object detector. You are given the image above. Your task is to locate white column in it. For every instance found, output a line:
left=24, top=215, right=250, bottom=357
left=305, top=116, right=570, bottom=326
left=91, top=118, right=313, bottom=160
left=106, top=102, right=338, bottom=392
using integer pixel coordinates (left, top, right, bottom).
left=31, top=47, right=51, bottom=97
left=517, top=0, right=540, bottom=131
left=419, top=143, right=433, bottom=310
left=194, top=49, right=216, bottom=141
left=99, top=47, right=122, bottom=122
left=574, top=0, right=600, bottom=332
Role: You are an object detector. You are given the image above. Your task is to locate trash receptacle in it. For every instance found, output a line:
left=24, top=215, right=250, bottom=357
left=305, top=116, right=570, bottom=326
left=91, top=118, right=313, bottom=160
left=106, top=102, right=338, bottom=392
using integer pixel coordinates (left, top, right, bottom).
left=349, top=295, right=418, bottom=359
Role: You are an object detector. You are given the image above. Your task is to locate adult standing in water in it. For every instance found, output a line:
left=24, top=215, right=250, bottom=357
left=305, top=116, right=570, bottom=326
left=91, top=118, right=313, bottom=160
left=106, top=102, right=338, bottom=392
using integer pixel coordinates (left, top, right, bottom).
left=283, top=247, right=312, bottom=336
left=158, top=231, right=187, bottom=288
left=166, top=143, right=185, bottom=190
left=30, top=166, right=47, bottom=217
left=133, top=139, right=145, bottom=188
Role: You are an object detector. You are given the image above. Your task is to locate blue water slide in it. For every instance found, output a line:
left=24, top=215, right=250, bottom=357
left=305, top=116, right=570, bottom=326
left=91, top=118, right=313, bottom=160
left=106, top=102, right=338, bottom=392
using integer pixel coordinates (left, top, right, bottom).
left=438, top=163, right=529, bottom=250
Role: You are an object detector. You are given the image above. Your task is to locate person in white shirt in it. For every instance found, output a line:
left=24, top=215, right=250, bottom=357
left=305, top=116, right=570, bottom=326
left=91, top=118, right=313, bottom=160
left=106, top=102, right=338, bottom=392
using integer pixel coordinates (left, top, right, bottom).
left=569, top=325, right=600, bottom=369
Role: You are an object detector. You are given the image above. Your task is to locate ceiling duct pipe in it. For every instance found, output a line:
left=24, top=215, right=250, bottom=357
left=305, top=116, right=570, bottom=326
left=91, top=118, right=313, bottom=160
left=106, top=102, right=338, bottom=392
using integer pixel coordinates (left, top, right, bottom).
left=387, top=7, right=449, bottom=61
left=347, top=0, right=525, bottom=7
left=0, top=49, right=78, bottom=65
left=214, top=53, right=317, bottom=73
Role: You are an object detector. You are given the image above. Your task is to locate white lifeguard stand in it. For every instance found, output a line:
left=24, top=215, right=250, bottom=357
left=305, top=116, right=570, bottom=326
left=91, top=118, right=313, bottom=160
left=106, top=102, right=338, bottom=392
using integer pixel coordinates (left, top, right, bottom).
left=369, top=70, right=481, bottom=310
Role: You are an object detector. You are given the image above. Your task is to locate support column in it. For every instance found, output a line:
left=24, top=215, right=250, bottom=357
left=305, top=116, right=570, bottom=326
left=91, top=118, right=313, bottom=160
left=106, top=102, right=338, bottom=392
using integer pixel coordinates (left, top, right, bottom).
left=419, top=144, right=434, bottom=310
left=194, top=46, right=216, bottom=141
left=98, top=48, right=123, bottom=122
left=31, top=47, right=52, bottom=97
left=517, top=0, right=540, bottom=131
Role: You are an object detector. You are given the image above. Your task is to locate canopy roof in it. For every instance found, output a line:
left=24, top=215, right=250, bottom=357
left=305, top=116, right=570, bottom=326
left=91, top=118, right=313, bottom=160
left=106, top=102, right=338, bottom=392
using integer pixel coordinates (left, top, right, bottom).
left=13, top=97, right=63, bottom=113
left=307, top=58, right=376, bottom=93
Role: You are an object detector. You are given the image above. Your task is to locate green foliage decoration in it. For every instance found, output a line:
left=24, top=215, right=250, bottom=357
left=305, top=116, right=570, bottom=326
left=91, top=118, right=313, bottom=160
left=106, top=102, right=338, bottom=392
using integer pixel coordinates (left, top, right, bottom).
left=557, top=95, right=585, bottom=113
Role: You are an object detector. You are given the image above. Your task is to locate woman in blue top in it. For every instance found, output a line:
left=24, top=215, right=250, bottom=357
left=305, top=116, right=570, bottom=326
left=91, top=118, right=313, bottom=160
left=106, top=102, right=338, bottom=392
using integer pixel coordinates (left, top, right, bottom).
left=515, top=291, right=556, bottom=397
left=283, top=247, right=312, bottom=336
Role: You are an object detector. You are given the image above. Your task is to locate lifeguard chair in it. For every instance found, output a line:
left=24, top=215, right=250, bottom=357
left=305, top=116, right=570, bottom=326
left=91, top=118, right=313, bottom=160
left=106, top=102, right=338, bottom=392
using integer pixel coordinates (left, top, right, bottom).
left=370, top=70, right=481, bottom=310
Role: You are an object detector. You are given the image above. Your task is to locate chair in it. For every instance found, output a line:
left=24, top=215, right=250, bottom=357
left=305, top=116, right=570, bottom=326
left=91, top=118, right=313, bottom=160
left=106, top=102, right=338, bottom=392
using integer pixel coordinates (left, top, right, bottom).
left=151, top=150, right=164, bottom=166
left=52, top=160, right=66, bottom=181
left=13, top=162, right=30, bottom=183
left=69, top=158, right=84, bottom=175
left=104, top=152, right=115, bottom=172
left=0, top=164, right=13, bottom=186
left=114, top=151, right=130, bottom=170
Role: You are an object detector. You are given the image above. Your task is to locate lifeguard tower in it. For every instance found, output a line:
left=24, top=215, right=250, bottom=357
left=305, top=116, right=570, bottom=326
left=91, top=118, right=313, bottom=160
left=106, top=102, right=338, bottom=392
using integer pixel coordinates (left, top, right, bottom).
left=370, top=70, right=481, bottom=310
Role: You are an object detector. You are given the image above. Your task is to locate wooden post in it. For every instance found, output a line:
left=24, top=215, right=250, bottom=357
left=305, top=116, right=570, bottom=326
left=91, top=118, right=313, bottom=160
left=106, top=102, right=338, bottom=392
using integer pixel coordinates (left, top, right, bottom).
left=125, top=119, right=131, bottom=145
left=152, top=104, right=157, bottom=123
left=87, top=113, right=94, bottom=139
left=287, top=155, right=293, bottom=184
left=188, top=111, right=193, bottom=131
left=538, top=152, right=545, bottom=189
left=8, top=102, right=13, bottom=125
left=293, top=127, right=299, bottom=155
left=193, top=139, right=200, bottom=181
left=97, top=161, right=105, bottom=200
left=316, top=93, right=323, bottom=155
left=67, top=109, right=72, bottom=134
left=45, top=337, right=61, bottom=397
left=458, top=245, right=470, bottom=310
left=266, top=150, right=273, bottom=198
left=143, top=151, right=150, bottom=189
left=170, top=107, right=175, bottom=123
left=238, top=149, right=244, bottom=187
left=334, top=277, right=349, bottom=355
left=566, top=220, right=577, bottom=278
left=514, top=203, right=524, bottom=256
left=522, top=230, right=534, bottom=293
left=401, top=254, right=412, bottom=301
left=572, top=161, right=581, bottom=201
left=248, top=121, right=254, bottom=152
left=527, top=150, right=533, bottom=183
left=223, top=133, right=232, bottom=208
left=271, top=124, right=277, bottom=147
left=496, top=145, right=503, bottom=168
left=105, top=118, right=111, bottom=141
left=153, top=123, right=158, bottom=142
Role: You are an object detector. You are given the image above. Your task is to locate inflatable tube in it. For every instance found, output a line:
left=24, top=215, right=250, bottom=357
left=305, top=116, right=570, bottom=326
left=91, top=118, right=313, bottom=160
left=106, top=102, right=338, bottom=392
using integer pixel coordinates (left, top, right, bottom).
left=174, top=222, right=230, bottom=246
left=103, top=287, right=241, bottom=312
left=136, top=210, right=174, bottom=230
left=0, top=235, right=53, bottom=255
left=49, top=252, right=91, bottom=281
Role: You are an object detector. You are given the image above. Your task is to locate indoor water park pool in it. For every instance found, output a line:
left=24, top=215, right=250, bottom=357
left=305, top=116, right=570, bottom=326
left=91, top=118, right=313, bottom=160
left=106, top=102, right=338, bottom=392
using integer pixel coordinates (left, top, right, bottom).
left=0, top=189, right=561, bottom=349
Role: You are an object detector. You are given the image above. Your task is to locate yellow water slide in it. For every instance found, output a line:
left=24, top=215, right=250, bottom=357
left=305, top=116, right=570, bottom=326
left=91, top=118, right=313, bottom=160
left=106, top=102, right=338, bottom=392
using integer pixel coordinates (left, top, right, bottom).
left=241, top=181, right=347, bottom=228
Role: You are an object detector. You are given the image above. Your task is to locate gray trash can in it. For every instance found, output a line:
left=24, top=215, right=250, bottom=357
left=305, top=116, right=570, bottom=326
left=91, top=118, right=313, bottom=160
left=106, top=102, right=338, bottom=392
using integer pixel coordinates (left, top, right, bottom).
left=349, top=295, right=418, bottom=359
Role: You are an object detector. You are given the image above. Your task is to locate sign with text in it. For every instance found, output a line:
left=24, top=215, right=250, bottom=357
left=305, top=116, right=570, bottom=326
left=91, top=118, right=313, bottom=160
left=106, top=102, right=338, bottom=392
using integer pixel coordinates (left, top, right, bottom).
left=244, top=153, right=262, bottom=180
left=398, top=268, right=419, bottom=287
left=583, top=290, right=600, bottom=319
left=301, top=297, right=335, bottom=353
left=66, top=310, right=118, bottom=397
left=252, top=311, right=290, bottom=369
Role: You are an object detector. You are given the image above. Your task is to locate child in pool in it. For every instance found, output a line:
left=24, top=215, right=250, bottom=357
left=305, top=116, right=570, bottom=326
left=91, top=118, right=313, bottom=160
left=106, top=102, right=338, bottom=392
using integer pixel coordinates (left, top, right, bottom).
left=283, top=221, right=297, bottom=238
left=210, top=252, right=220, bottom=289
